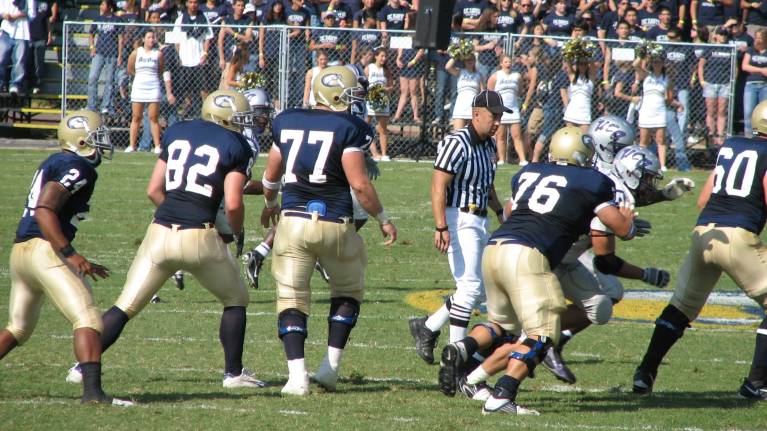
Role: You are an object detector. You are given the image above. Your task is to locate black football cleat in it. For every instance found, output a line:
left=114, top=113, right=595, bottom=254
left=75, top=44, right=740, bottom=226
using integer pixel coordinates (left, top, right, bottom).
left=150, top=294, right=164, bottom=304
left=408, top=317, right=440, bottom=364
left=173, top=271, right=185, bottom=290
left=542, top=346, right=577, bottom=384
left=315, top=261, right=330, bottom=284
left=632, top=367, right=656, bottom=395
left=438, top=343, right=465, bottom=397
left=457, top=375, right=493, bottom=401
left=243, top=250, right=265, bottom=289
left=739, top=378, right=767, bottom=400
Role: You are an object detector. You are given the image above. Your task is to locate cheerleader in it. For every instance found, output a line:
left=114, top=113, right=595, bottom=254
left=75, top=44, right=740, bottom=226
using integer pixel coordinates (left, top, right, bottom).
left=365, top=48, right=393, bottom=161
left=220, top=43, right=249, bottom=90
left=634, top=53, right=677, bottom=171
left=126, top=29, right=165, bottom=154
left=446, top=54, right=484, bottom=131
left=302, top=50, right=329, bottom=108
left=487, top=54, right=529, bottom=165
left=563, top=57, right=598, bottom=131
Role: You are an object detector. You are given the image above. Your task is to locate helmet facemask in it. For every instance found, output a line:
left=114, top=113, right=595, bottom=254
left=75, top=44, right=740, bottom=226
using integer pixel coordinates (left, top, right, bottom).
left=87, top=125, right=114, bottom=160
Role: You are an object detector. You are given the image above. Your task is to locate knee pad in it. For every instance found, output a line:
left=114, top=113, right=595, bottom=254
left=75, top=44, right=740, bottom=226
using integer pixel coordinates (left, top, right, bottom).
left=583, top=294, right=613, bottom=325
left=471, top=322, right=501, bottom=340
left=277, top=308, right=308, bottom=340
left=328, top=297, right=360, bottom=328
left=508, top=336, right=553, bottom=377
left=656, top=305, right=690, bottom=339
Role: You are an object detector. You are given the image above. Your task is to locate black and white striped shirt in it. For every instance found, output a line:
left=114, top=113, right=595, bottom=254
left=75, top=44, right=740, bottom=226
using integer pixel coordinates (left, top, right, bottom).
left=434, top=123, right=497, bottom=210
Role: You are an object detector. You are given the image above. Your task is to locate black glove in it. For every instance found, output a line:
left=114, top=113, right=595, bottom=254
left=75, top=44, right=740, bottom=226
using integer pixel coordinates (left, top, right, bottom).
left=634, top=218, right=652, bottom=237
left=642, top=267, right=670, bottom=288
left=234, top=231, right=245, bottom=258
left=364, top=154, right=380, bottom=180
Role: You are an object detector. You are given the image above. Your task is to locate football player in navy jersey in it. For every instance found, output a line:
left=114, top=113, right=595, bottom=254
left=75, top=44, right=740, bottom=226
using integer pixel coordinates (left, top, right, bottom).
left=437, top=126, right=636, bottom=415
left=633, top=101, right=767, bottom=400
left=0, top=111, right=132, bottom=406
left=260, top=66, right=397, bottom=396
left=65, top=90, right=266, bottom=390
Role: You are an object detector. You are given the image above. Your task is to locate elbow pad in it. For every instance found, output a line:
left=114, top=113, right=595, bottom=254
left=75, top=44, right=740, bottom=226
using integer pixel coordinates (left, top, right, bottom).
left=593, top=253, right=625, bottom=275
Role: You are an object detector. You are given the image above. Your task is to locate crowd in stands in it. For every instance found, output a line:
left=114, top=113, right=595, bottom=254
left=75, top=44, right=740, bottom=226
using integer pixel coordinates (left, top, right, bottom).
left=1, top=0, right=764, bottom=167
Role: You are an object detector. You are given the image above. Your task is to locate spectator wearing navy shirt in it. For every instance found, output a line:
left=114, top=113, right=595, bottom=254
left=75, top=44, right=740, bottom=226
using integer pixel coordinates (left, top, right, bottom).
left=455, top=0, right=488, bottom=31
left=496, top=0, right=517, bottom=33
left=319, top=0, right=353, bottom=26
left=514, top=0, right=540, bottom=33
left=87, top=0, right=124, bottom=114
left=351, top=9, right=380, bottom=64
left=691, top=0, right=733, bottom=34
left=624, top=7, right=647, bottom=40
left=352, top=0, right=376, bottom=27
left=377, top=0, right=409, bottom=32
left=285, top=0, right=311, bottom=107
left=598, top=0, right=630, bottom=38
left=699, top=26, right=734, bottom=146
left=28, top=0, right=54, bottom=94
left=664, top=28, right=694, bottom=170
left=743, top=29, right=767, bottom=135
left=658, top=0, right=687, bottom=27
left=311, top=11, right=346, bottom=65
left=474, top=8, right=503, bottom=82
left=646, top=6, right=673, bottom=40
left=173, top=0, right=213, bottom=117
left=744, top=0, right=767, bottom=38
left=258, top=0, right=285, bottom=105
left=543, top=0, right=575, bottom=36
left=199, top=0, right=228, bottom=93
left=638, top=0, right=661, bottom=30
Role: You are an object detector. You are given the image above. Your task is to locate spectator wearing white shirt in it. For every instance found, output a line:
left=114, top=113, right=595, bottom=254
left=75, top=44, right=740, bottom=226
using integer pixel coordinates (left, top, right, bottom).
left=173, top=0, right=213, bottom=117
left=0, top=0, right=35, bottom=94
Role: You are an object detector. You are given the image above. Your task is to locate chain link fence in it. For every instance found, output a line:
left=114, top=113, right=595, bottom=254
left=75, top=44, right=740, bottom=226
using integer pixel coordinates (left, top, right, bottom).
left=62, top=21, right=737, bottom=168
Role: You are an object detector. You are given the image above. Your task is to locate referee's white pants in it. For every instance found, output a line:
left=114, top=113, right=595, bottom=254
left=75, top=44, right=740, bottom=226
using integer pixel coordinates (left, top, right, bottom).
left=446, top=207, right=490, bottom=310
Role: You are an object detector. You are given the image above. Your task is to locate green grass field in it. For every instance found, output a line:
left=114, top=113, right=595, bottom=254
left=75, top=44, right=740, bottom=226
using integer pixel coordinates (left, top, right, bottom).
left=0, top=149, right=765, bottom=430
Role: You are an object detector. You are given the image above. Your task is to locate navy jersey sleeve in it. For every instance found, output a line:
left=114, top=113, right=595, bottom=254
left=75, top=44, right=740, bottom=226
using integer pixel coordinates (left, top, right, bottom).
left=50, top=158, right=95, bottom=196
left=592, top=173, right=616, bottom=213
left=227, top=132, right=255, bottom=178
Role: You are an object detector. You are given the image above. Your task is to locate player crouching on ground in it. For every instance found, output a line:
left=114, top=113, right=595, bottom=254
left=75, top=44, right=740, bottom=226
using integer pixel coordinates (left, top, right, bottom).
left=0, top=111, right=132, bottom=406
left=260, top=65, right=397, bottom=396
left=66, top=90, right=266, bottom=389
left=438, top=126, right=638, bottom=415
left=632, top=101, right=767, bottom=400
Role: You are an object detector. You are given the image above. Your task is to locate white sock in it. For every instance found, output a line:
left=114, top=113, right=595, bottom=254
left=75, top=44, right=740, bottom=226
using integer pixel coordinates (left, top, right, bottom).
left=561, top=329, right=573, bottom=338
left=467, top=365, right=491, bottom=385
left=449, top=325, right=467, bottom=343
left=287, top=358, right=306, bottom=380
left=255, top=242, right=271, bottom=257
left=326, top=346, right=343, bottom=371
left=425, top=304, right=449, bottom=332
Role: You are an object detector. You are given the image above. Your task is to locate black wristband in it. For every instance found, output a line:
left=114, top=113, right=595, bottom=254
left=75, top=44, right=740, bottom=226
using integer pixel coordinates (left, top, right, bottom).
left=436, top=226, right=448, bottom=232
left=60, top=244, right=76, bottom=258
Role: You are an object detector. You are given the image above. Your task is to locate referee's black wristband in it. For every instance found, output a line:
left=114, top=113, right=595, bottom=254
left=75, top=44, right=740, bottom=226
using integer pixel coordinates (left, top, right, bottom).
left=60, top=244, right=76, bottom=258
left=435, top=226, right=448, bottom=232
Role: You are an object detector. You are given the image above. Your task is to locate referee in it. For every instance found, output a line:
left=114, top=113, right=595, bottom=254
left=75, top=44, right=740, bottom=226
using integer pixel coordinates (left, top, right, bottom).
left=409, top=90, right=507, bottom=367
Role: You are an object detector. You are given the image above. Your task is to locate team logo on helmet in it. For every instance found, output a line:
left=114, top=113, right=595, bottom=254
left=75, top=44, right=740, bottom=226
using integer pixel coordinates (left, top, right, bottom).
left=67, top=115, right=90, bottom=130
left=321, top=72, right=343, bottom=88
left=214, top=95, right=236, bottom=109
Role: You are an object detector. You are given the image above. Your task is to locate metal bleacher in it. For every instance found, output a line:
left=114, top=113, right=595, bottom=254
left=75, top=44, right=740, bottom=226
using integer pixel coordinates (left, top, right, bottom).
left=0, top=2, right=99, bottom=136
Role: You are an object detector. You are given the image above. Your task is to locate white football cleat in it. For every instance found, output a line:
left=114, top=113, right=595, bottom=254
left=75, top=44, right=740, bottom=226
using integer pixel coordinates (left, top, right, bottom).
left=482, top=396, right=540, bottom=416
left=66, top=363, right=83, bottom=384
left=223, top=368, right=267, bottom=388
left=281, top=373, right=310, bottom=396
left=312, top=361, right=338, bottom=392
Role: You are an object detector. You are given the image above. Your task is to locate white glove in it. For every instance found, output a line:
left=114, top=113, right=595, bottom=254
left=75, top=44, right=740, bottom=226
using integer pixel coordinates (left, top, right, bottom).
left=662, top=178, right=695, bottom=200
left=642, top=267, right=670, bottom=288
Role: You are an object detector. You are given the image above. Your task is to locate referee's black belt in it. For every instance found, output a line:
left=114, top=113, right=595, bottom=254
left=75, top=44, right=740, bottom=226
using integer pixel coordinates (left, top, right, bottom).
left=458, top=207, right=488, bottom=217
left=153, top=220, right=214, bottom=230
left=283, top=211, right=352, bottom=224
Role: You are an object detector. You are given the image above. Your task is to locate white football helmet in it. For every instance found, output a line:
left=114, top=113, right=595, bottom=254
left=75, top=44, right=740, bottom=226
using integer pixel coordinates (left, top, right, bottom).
left=612, top=145, right=662, bottom=193
left=242, top=87, right=272, bottom=133
left=587, top=115, right=636, bottom=165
